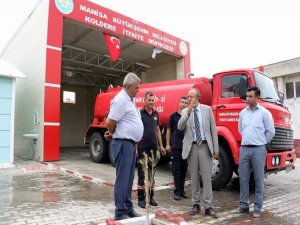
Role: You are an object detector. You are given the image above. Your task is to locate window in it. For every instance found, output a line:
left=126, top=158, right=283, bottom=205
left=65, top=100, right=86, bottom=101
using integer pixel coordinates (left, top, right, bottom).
left=296, top=81, right=300, bottom=97
left=221, top=75, right=241, bottom=98
left=254, top=71, right=280, bottom=102
left=63, top=91, right=76, bottom=104
left=285, top=81, right=300, bottom=99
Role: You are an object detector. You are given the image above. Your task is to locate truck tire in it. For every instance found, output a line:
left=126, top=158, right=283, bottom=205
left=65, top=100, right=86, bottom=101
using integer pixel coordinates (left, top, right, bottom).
left=108, top=141, right=116, bottom=167
left=89, top=132, right=108, bottom=163
left=211, top=144, right=233, bottom=190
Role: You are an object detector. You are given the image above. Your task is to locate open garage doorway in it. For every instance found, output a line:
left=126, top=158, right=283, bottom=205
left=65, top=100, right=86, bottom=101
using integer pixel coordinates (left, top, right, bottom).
left=59, top=18, right=182, bottom=161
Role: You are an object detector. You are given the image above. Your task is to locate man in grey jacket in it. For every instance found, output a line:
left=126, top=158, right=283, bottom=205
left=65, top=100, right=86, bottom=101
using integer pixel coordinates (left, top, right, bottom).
left=178, top=88, right=219, bottom=218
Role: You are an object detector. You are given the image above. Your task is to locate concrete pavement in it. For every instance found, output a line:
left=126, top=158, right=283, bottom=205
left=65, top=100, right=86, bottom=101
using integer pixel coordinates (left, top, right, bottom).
left=0, top=154, right=299, bottom=225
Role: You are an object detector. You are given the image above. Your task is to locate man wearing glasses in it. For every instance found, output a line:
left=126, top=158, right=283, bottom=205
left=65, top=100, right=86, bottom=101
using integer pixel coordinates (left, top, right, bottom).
left=178, top=88, right=219, bottom=218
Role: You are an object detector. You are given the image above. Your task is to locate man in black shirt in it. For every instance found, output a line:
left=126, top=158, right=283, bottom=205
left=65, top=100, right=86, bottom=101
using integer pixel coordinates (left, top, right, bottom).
left=166, top=96, right=188, bottom=200
left=137, top=91, right=166, bottom=208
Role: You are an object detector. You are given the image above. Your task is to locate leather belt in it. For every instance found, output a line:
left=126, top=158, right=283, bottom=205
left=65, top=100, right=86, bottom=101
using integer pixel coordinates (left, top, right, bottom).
left=241, top=145, right=263, bottom=148
left=113, top=138, right=136, bottom=145
left=192, top=140, right=207, bottom=144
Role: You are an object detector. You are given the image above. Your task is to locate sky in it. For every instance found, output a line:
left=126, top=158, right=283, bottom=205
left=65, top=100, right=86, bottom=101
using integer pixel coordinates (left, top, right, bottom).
left=0, top=0, right=300, bottom=77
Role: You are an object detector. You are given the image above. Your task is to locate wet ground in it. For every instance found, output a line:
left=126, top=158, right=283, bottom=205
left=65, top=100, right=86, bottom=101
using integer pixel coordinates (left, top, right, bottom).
left=0, top=148, right=299, bottom=225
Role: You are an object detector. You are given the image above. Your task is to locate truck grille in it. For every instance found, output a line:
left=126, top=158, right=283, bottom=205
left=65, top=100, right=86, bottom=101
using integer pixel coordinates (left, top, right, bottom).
left=266, top=127, right=294, bottom=150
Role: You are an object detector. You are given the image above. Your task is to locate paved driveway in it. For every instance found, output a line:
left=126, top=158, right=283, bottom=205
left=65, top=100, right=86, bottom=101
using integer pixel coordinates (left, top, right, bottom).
left=0, top=148, right=299, bottom=225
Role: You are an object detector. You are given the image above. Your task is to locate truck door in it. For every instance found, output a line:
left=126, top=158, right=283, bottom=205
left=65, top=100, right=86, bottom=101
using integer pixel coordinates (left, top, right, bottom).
left=215, top=74, right=247, bottom=140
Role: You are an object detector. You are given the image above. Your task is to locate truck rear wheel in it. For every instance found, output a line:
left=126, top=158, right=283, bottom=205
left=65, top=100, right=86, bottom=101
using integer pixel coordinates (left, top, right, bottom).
left=211, top=144, right=233, bottom=190
left=89, top=132, right=108, bottom=163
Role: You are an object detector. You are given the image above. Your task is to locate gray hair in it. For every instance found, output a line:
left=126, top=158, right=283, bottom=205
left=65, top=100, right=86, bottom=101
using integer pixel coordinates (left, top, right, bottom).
left=189, top=88, right=201, bottom=98
left=123, top=72, right=141, bottom=88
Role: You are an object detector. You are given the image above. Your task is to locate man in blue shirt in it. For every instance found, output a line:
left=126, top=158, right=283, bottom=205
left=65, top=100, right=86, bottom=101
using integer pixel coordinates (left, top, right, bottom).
left=105, top=73, right=144, bottom=221
left=238, top=86, right=275, bottom=218
left=166, top=96, right=188, bottom=201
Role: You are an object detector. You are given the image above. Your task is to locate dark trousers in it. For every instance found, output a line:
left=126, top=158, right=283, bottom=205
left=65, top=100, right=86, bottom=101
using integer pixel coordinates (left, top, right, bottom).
left=137, top=148, right=158, bottom=201
left=172, top=148, right=188, bottom=195
left=112, top=139, right=136, bottom=217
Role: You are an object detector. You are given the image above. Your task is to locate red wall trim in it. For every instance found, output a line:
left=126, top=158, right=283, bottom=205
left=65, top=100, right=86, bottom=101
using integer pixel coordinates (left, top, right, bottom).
left=44, top=86, right=60, bottom=123
left=45, top=48, right=62, bottom=84
left=43, top=2, right=63, bottom=161
left=44, top=125, right=60, bottom=161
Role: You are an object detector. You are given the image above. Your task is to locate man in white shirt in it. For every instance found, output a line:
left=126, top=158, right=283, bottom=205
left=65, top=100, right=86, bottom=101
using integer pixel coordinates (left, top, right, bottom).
left=105, top=73, right=144, bottom=221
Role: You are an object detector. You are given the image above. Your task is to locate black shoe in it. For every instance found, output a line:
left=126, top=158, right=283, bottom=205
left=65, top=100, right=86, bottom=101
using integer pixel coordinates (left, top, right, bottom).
left=138, top=200, right=146, bottom=208
left=181, top=193, right=188, bottom=199
left=205, top=207, right=218, bottom=218
left=128, top=209, right=142, bottom=218
left=189, top=204, right=200, bottom=215
left=114, top=214, right=130, bottom=221
left=234, top=207, right=250, bottom=214
left=150, top=198, right=158, bottom=206
left=174, top=194, right=181, bottom=201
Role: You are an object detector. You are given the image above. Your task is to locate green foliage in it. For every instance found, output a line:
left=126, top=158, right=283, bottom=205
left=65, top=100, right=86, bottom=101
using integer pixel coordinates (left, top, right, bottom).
left=138, top=149, right=161, bottom=186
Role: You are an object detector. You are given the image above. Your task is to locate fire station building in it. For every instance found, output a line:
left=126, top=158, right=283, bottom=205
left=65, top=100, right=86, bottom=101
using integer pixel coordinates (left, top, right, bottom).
left=0, top=0, right=190, bottom=162
left=263, top=58, right=300, bottom=157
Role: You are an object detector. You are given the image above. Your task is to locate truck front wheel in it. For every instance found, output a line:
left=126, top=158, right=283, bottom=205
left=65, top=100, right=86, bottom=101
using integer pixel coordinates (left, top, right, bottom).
left=89, top=132, right=108, bottom=163
left=211, top=144, right=233, bottom=190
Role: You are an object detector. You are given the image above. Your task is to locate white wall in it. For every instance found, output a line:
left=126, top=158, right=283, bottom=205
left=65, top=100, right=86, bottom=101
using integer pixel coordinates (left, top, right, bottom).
left=142, top=61, right=176, bottom=83
left=0, top=0, right=49, bottom=161
left=60, top=85, right=98, bottom=147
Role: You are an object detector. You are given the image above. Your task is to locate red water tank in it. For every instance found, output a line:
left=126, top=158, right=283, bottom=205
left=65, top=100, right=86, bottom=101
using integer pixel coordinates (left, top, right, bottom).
left=94, top=77, right=212, bottom=126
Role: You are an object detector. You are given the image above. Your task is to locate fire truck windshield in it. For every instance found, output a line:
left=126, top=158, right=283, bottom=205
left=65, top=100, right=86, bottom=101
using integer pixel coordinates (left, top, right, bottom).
left=253, top=71, right=281, bottom=104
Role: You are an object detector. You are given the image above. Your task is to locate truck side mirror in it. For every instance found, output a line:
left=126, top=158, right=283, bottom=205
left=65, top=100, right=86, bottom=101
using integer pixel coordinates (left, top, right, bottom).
left=239, top=75, right=248, bottom=100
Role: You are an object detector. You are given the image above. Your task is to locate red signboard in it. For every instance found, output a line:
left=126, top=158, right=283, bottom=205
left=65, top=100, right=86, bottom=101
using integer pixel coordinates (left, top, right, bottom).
left=50, top=0, right=190, bottom=57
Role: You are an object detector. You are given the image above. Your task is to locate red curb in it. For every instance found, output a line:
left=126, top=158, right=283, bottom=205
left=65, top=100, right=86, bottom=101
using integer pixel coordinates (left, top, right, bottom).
left=155, top=209, right=164, bottom=218
left=113, top=222, right=123, bottom=225
left=103, top=181, right=114, bottom=187
left=65, top=169, right=74, bottom=174
left=164, top=213, right=173, bottom=220
left=106, top=218, right=114, bottom=225
left=177, top=212, right=189, bottom=218
left=82, top=175, right=93, bottom=180
left=175, top=216, right=185, bottom=224
left=155, top=209, right=187, bottom=224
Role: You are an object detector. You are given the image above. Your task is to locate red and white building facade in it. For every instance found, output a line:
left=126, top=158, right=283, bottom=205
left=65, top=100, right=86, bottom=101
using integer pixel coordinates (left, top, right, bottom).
left=1, top=0, right=191, bottom=162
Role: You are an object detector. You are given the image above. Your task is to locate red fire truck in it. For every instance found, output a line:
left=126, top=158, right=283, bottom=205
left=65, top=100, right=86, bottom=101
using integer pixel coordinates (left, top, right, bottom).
left=84, top=68, right=296, bottom=189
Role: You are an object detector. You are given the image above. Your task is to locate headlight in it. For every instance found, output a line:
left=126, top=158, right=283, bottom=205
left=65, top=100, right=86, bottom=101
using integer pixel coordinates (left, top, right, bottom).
left=272, top=157, right=275, bottom=166
left=271, top=155, right=281, bottom=166
left=276, top=157, right=280, bottom=165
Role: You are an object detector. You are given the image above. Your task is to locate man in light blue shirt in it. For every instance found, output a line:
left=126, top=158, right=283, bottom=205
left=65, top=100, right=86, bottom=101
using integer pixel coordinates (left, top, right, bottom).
left=238, top=86, right=275, bottom=218
left=105, top=72, right=144, bottom=221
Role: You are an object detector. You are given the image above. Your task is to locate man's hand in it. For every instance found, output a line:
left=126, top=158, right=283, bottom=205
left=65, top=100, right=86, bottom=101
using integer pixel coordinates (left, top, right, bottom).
left=187, top=99, right=197, bottom=115
left=213, top=152, right=219, bottom=160
left=104, top=131, right=112, bottom=141
left=160, top=146, right=167, bottom=156
left=165, top=145, right=171, bottom=152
